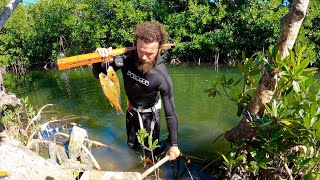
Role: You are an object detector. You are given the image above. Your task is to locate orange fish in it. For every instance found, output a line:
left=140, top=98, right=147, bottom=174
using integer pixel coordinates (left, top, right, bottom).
left=99, top=70, right=124, bottom=115
left=107, top=66, right=121, bottom=96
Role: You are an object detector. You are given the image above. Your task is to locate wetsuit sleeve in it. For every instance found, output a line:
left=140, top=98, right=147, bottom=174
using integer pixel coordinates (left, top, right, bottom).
left=159, top=72, right=178, bottom=147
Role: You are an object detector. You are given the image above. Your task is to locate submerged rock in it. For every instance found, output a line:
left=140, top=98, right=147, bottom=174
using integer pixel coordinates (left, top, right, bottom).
left=80, top=170, right=142, bottom=180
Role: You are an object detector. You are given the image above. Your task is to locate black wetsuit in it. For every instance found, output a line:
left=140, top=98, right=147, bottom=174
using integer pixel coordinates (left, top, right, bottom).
left=92, top=50, right=178, bottom=149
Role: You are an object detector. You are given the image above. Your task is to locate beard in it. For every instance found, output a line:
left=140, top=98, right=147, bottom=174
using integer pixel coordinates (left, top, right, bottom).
left=136, top=60, right=156, bottom=74
left=136, top=53, right=159, bottom=74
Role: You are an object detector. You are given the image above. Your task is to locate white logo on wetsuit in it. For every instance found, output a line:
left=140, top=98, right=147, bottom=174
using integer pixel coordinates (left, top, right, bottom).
left=127, top=70, right=149, bottom=86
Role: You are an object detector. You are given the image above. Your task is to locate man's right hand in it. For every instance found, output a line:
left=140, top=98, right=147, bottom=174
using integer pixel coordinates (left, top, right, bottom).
left=96, top=47, right=113, bottom=60
left=167, top=146, right=181, bottom=161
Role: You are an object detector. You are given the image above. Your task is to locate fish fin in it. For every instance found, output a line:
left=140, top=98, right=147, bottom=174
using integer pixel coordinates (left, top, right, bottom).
left=118, top=96, right=122, bottom=105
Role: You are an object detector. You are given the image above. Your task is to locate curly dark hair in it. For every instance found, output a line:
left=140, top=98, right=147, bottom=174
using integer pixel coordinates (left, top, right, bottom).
left=135, top=22, right=168, bottom=46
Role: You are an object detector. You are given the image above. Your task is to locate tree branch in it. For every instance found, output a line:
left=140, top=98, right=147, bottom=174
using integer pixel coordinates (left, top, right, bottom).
left=0, top=0, right=20, bottom=30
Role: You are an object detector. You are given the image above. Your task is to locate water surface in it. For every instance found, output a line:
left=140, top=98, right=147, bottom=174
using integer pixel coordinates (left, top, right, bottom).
left=4, top=64, right=241, bottom=179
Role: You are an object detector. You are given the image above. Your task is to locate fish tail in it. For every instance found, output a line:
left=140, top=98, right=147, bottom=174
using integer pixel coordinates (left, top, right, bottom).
left=116, top=107, right=124, bottom=115
left=0, top=171, right=8, bottom=177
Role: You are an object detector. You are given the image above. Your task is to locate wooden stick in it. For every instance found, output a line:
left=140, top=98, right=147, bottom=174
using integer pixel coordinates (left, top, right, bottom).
left=141, top=155, right=170, bottom=179
left=81, top=144, right=101, bottom=170
left=57, top=43, right=176, bottom=70
left=54, top=132, right=110, bottom=148
left=25, top=104, right=53, bottom=132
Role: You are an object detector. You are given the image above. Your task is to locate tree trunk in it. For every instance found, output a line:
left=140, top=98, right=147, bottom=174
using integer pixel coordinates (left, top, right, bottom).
left=0, top=0, right=20, bottom=31
left=0, top=67, right=5, bottom=92
left=278, top=0, right=310, bottom=59
left=225, top=0, right=310, bottom=143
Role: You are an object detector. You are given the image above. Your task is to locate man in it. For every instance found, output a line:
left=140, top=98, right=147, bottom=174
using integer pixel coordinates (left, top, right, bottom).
left=92, top=22, right=180, bottom=161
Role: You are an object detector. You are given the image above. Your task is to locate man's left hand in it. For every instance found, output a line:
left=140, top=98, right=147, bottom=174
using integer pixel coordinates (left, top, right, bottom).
left=167, top=146, right=181, bottom=161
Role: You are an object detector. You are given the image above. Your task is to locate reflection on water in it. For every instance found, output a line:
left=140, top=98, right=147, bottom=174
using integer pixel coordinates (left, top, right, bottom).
left=3, top=64, right=241, bottom=179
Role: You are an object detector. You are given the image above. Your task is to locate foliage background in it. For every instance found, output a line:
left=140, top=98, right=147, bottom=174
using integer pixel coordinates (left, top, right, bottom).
left=0, top=0, right=319, bottom=70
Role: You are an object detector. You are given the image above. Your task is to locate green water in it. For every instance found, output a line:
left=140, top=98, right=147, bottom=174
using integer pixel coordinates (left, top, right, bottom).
left=3, top=64, right=241, bottom=178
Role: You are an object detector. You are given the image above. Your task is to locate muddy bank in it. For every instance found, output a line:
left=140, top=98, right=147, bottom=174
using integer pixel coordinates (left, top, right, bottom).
left=0, top=131, right=77, bottom=180
left=0, top=130, right=143, bottom=180
left=0, top=84, right=141, bottom=179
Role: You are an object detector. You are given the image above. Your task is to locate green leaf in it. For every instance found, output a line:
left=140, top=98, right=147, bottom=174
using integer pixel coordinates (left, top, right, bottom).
left=250, top=161, right=257, bottom=166
left=237, top=105, right=243, bottom=117
left=264, top=103, right=274, bottom=117
left=137, top=136, right=143, bottom=144
left=220, top=74, right=226, bottom=82
left=299, top=109, right=305, bottom=118
left=269, top=45, right=277, bottom=57
left=242, top=51, right=246, bottom=61
left=227, top=78, right=234, bottom=85
left=229, top=159, right=235, bottom=165
left=296, top=54, right=303, bottom=65
left=235, top=154, right=246, bottom=163
left=257, top=162, right=268, bottom=169
left=303, top=67, right=318, bottom=72
left=221, top=154, right=229, bottom=165
left=300, top=158, right=312, bottom=166
left=272, top=99, right=278, bottom=118
left=212, top=80, right=218, bottom=87
left=289, top=48, right=296, bottom=67
left=259, top=130, right=269, bottom=141
left=303, top=173, right=314, bottom=180
left=310, top=117, right=317, bottom=128
left=311, top=102, right=317, bottom=118
left=237, top=62, right=244, bottom=73
left=230, top=150, right=236, bottom=158
left=233, top=78, right=242, bottom=86
left=249, top=147, right=256, bottom=157
left=292, top=80, right=300, bottom=93
left=275, top=51, right=281, bottom=64
left=284, top=86, right=293, bottom=97
left=248, top=69, right=261, bottom=76
left=295, top=43, right=306, bottom=57
left=148, top=136, right=152, bottom=148
left=295, top=43, right=302, bottom=55
left=294, top=58, right=309, bottom=76
left=264, top=62, right=274, bottom=71
left=260, top=158, right=271, bottom=164
left=305, top=75, right=313, bottom=89
left=271, top=131, right=282, bottom=142
left=257, top=149, right=267, bottom=160
left=280, top=120, right=292, bottom=126
left=311, top=119, right=320, bottom=130
left=152, top=139, right=158, bottom=148
left=304, top=115, right=311, bottom=129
